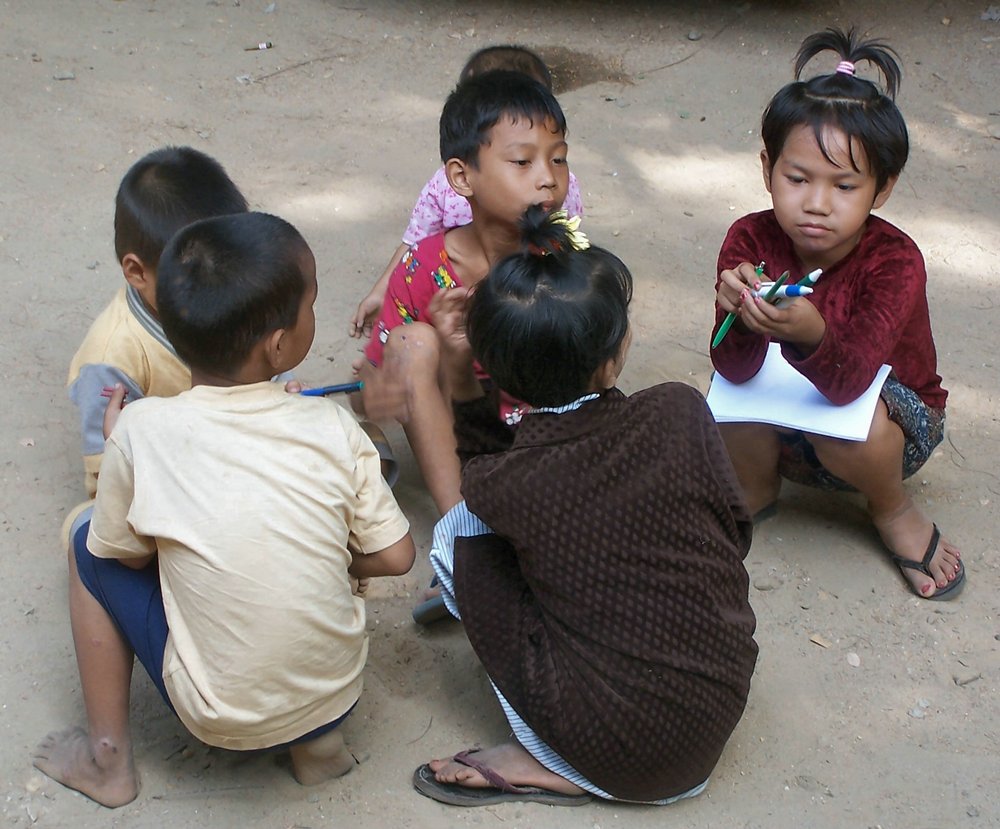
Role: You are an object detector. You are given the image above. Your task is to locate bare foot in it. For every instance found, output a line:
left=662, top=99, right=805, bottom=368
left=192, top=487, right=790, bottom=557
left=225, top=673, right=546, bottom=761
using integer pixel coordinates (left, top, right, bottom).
left=427, top=740, right=584, bottom=796
left=289, top=730, right=355, bottom=786
left=873, top=499, right=962, bottom=598
left=33, top=727, right=138, bottom=808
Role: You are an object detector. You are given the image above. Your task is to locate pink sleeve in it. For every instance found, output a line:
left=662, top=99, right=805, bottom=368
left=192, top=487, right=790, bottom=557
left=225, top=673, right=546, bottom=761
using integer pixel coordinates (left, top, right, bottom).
left=563, top=171, right=584, bottom=218
left=403, top=168, right=463, bottom=245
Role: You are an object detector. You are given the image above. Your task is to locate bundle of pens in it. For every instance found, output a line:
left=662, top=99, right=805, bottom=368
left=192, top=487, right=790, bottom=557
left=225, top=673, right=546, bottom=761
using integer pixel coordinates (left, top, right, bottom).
left=712, top=265, right=823, bottom=349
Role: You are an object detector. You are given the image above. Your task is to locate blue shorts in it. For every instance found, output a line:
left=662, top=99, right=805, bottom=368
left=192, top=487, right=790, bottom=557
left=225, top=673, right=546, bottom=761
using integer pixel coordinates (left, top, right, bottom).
left=72, top=519, right=353, bottom=750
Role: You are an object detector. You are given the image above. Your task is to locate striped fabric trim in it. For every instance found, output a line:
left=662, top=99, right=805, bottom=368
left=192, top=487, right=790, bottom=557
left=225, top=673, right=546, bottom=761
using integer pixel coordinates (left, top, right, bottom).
left=528, top=392, right=599, bottom=415
left=125, top=285, right=179, bottom=358
left=427, top=502, right=708, bottom=805
left=428, top=501, right=489, bottom=621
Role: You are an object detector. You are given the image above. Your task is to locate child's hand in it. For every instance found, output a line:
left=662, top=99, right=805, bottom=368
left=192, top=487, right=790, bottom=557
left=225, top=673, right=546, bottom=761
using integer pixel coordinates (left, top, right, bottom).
left=283, top=378, right=304, bottom=394
left=428, top=287, right=473, bottom=363
left=428, top=288, right=481, bottom=400
left=354, top=354, right=411, bottom=423
left=716, top=262, right=764, bottom=315
left=349, top=575, right=370, bottom=597
left=102, top=383, right=128, bottom=440
left=349, top=290, right=384, bottom=339
left=738, top=293, right=827, bottom=352
left=350, top=243, right=408, bottom=338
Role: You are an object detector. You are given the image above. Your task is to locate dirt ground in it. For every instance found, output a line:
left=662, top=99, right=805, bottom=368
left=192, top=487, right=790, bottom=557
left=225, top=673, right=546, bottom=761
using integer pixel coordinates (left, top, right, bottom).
left=2, top=1, right=998, bottom=827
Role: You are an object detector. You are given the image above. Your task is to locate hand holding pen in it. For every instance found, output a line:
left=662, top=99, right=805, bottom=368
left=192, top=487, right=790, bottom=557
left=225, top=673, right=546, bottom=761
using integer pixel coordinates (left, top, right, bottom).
left=729, top=267, right=826, bottom=349
left=752, top=283, right=813, bottom=301
left=712, top=261, right=766, bottom=349
left=713, top=265, right=823, bottom=349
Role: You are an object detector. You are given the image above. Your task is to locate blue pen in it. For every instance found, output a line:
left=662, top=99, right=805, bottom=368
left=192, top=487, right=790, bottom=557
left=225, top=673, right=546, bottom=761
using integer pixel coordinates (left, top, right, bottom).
left=300, top=381, right=364, bottom=397
left=753, top=284, right=814, bottom=301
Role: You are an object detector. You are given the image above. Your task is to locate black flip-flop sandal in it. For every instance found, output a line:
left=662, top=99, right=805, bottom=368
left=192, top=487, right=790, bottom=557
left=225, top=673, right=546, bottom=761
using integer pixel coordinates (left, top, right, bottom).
left=891, top=524, right=966, bottom=601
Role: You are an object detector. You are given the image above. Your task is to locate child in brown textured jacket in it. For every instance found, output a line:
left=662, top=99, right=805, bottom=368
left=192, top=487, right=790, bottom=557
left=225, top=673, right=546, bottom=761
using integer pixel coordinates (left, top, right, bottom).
left=411, top=207, right=759, bottom=807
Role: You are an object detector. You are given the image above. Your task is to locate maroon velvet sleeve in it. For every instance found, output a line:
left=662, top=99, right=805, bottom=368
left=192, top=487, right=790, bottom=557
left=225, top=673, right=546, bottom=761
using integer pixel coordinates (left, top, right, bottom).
left=711, top=213, right=943, bottom=408
left=784, top=231, right=925, bottom=405
left=710, top=216, right=771, bottom=383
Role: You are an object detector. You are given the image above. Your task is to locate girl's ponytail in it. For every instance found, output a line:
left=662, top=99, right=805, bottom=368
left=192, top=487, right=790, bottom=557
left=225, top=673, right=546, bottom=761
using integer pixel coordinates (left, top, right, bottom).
left=518, top=204, right=590, bottom=260
left=761, top=26, right=909, bottom=192
left=794, top=26, right=902, bottom=99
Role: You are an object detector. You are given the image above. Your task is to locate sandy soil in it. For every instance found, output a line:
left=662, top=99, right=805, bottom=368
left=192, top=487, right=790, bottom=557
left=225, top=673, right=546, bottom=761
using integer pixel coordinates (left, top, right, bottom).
left=2, top=2, right=998, bottom=826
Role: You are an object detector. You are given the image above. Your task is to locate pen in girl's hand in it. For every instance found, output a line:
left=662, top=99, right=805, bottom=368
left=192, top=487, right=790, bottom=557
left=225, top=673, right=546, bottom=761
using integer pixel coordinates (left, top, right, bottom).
left=760, top=271, right=790, bottom=302
left=711, top=261, right=766, bottom=350
left=753, top=284, right=814, bottom=301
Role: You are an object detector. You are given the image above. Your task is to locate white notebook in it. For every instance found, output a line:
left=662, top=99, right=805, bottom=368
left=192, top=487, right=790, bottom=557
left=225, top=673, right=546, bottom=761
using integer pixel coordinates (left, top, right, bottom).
left=706, top=343, right=891, bottom=441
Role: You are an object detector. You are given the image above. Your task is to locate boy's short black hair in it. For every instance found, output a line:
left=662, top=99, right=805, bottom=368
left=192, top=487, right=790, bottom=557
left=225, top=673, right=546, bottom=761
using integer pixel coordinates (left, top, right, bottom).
left=156, top=212, right=309, bottom=376
left=762, top=27, right=908, bottom=192
left=467, top=206, right=632, bottom=408
left=439, top=70, right=567, bottom=167
left=459, top=45, right=553, bottom=90
left=114, top=146, right=248, bottom=269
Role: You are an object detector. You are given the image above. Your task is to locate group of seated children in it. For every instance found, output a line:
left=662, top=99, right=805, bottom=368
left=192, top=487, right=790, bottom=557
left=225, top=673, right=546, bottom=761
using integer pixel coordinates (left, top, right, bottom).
left=35, top=29, right=962, bottom=813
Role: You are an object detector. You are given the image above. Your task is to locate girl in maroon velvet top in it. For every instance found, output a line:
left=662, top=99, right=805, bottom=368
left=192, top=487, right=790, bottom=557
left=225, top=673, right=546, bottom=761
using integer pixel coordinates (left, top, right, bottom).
left=711, top=27, right=965, bottom=601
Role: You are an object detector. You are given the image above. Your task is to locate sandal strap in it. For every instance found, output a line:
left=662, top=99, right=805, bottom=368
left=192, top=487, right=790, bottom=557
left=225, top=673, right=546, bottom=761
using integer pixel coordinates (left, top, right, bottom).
left=453, top=750, right=523, bottom=794
left=892, top=524, right=941, bottom=574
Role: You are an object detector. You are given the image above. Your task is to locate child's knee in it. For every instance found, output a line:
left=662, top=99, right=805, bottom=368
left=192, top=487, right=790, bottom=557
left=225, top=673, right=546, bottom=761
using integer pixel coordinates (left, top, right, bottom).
left=383, top=322, right=441, bottom=375
left=718, top=422, right=782, bottom=460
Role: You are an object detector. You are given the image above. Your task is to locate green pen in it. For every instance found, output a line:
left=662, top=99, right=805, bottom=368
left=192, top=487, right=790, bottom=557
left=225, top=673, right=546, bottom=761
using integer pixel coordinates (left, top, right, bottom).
left=794, top=268, right=823, bottom=287
left=761, top=270, right=790, bottom=302
left=711, top=261, right=765, bottom=349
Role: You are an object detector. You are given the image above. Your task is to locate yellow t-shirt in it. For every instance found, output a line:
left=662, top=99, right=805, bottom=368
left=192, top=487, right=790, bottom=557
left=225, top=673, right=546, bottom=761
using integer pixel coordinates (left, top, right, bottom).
left=87, top=382, right=409, bottom=750
left=67, top=287, right=190, bottom=496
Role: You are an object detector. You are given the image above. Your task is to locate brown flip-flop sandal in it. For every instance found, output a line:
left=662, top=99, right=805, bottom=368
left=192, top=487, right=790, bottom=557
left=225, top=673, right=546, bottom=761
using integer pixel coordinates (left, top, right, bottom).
left=412, top=749, right=592, bottom=807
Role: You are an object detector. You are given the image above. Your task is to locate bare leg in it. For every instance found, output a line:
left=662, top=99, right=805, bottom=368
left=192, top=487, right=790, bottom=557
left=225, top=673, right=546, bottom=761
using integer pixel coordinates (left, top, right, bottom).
left=383, top=323, right=463, bottom=515
left=427, top=739, right=584, bottom=796
left=288, top=729, right=354, bottom=786
left=806, top=401, right=961, bottom=597
left=718, top=422, right=783, bottom=515
left=33, top=549, right=139, bottom=807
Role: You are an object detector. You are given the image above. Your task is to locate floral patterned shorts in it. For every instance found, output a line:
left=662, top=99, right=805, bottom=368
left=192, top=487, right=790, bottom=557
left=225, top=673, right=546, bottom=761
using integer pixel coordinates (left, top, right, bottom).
left=777, top=376, right=945, bottom=491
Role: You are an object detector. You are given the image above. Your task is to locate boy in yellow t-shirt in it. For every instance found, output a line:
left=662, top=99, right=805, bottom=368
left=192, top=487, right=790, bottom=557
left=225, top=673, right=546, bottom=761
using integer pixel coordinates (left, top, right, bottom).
left=67, top=146, right=249, bottom=498
left=35, top=212, right=415, bottom=808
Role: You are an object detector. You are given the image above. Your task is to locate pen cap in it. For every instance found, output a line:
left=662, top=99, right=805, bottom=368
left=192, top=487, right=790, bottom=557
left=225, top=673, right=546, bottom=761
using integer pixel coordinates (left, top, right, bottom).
left=780, top=285, right=813, bottom=297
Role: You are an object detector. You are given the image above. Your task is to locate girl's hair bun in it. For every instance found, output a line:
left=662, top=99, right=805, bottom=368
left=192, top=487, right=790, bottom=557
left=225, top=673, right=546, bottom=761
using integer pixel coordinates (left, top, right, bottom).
left=518, top=205, right=589, bottom=259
